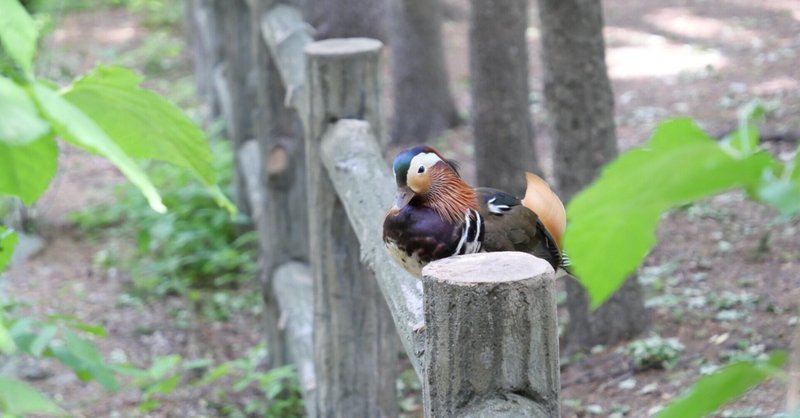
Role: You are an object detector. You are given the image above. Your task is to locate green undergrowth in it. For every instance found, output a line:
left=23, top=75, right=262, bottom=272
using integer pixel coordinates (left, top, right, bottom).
left=72, top=140, right=260, bottom=320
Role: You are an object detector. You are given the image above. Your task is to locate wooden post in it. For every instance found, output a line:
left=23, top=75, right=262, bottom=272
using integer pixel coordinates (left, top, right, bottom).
left=216, top=0, right=257, bottom=215
left=185, top=0, right=221, bottom=119
left=320, top=119, right=424, bottom=375
left=305, top=38, right=397, bottom=418
left=246, top=0, right=310, bottom=372
left=422, top=252, right=560, bottom=418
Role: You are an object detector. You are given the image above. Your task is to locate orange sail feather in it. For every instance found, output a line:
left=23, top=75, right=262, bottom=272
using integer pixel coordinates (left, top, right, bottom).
left=521, top=172, right=566, bottom=248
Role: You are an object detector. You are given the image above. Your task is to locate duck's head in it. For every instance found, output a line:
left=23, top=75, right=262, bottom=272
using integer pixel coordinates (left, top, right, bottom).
left=391, top=146, right=460, bottom=209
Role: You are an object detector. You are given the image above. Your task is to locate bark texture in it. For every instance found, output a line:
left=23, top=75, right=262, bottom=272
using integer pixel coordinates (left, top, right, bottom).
left=422, top=252, right=559, bottom=418
left=470, top=0, right=539, bottom=196
left=388, top=0, right=461, bottom=146
left=306, top=0, right=388, bottom=41
left=305, top=38, right=397, bottom=418
left=536, top=0, right=648, bottom=351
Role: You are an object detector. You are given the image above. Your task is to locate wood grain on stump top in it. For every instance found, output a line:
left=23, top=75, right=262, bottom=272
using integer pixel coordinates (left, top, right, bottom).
left=422, top=251, right=554, bottom=284
left=304, top=38, right=382, bottom=56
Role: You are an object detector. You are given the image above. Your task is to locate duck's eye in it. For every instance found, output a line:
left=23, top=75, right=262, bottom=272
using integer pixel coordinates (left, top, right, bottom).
left=417, top=166, right=425, bottom=174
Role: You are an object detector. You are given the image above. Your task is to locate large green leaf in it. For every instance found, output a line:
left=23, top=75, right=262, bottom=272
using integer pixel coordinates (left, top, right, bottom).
left=0, top=226, right=18, bottom=272
left=0, top=135, right=58, bottom=205
left=0, top=76, right=50, bottom=144
left=29, top=82, right=166, bottom=212
left=565, top=119, right=775, bottom=307
left=63, top=66, right=215, bottom=185
left=0, top=0, right=38, bottom=77
left=657, top=351, right=787, bottom=418
left=0, top=377, right=63, bottom=416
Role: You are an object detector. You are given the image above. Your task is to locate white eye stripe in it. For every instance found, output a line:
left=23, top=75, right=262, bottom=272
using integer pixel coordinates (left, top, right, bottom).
left=406, top=152, right=442, bottom=179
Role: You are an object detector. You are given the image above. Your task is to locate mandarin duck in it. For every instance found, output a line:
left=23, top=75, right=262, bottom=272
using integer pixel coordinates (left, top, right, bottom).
left=383, top=146, right=567, bottom=277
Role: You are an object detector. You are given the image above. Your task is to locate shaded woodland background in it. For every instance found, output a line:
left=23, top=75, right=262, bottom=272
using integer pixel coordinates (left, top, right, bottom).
left=1, top=0, right=799, bottom=416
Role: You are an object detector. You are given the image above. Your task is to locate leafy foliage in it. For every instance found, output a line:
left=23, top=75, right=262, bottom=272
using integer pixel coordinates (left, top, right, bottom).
left=0, top=1, right=235, bottom=414
left=0, top=135, right=58, bottom=205
left=73, top=141, right=258, bottom=316
left=0, top=0, right=39, bottom=78
left=565, top=117, right=776, bottom=307
left=0, top=377, right=63, bottom=416
left=656, top=352, right=787, bottom=418
left=199, top=344, right=305, bottom=417
left=63, top=66, right=215, bottom=185
left=0, top=226, right=18, bottom=273
left=0, top=75, right=49, bottom=144
left=627, top=334, right=685, bottom=370
left=565, top=103, right=798, bottom=308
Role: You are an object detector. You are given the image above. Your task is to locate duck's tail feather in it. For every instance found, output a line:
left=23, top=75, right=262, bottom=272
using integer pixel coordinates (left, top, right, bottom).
left=521, top=172, right=566, bottom=249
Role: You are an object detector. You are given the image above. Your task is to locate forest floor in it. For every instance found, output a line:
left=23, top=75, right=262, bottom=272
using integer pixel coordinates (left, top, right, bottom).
left=3, top=1, right=800, bottom=417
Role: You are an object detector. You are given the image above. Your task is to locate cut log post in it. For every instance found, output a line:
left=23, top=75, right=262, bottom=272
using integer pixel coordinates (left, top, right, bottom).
left=240, top=140, right=317, bottom=417
left=247, top=0, right=310, bottom=371
left=422, top=252, right=560, bottom=418
left=216, top=0, right=257, bottom=215
left=272, top=261, right=318, bottom=418
left=320, top=119, right=424, bottom=375
left=185, top=0, right=222, bottom=119
left=305, top=38, right=397, bottom=418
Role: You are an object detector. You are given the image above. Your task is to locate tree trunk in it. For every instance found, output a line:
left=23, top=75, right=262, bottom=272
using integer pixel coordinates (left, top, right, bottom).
left=387, top=0, right=461, bottom=146
left=306, top=0, right=388, bottom=42
left=536, top=0, right=649, bottom=351
left=470, top=0, right=539, bottom=196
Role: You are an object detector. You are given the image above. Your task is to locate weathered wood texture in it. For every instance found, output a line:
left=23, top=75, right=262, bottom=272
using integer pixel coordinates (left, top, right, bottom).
left=320, top=119, right=425, bottom=375
left=272, top=262, right=318, bottom=418
left=422, top=252, right=560, bottom=418
left=210, top=0, right=256, bottom=214
left=246, top=0, right=311, bottom=371
left=238, top=142, right=317, bottom=416
left=185, top=0, right=221, bottom=118
left=305, top=39, right=397, bottom=417
left=261, top=4, right=313, bottom=115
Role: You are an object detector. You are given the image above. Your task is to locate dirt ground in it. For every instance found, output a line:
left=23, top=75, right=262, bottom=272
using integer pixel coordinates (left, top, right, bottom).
left=4, top=1, right=799, bottom=417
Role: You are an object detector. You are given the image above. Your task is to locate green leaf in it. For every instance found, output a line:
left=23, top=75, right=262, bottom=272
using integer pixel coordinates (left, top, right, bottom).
left=0, top=377, right=63, bottom=416
left=51, top=329, right=119, bottom=392
left=0, top=76, right=50, bottom=144
left=29, top=82, right=166, bottom=213
left=657, top=351, right=787, bottom=418
left=0, top=317, right=15, bottom=355
left=565, top=118, right=775, bottom=307
left=0, top=227, right=18, bottom=272
left=147, top=354, right=181, bottom=379
left=63, top=66, right=215, bottom=185
left=29, top=325, right=57, bottom=357
left=756, top=142, right=800, bottom=217
left=47, top=314, right=108, bottom=337
left=0, top=135, right=58, bottom=205
left=0, top=0, right=39, bottom=77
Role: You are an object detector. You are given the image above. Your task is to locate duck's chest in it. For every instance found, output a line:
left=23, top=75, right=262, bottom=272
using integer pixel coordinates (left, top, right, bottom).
left=383, top=205, right=484, bottom=276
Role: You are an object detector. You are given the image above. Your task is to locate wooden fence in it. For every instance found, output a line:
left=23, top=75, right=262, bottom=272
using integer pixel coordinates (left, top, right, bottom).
left=188, top=1, right=560, bottom=416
